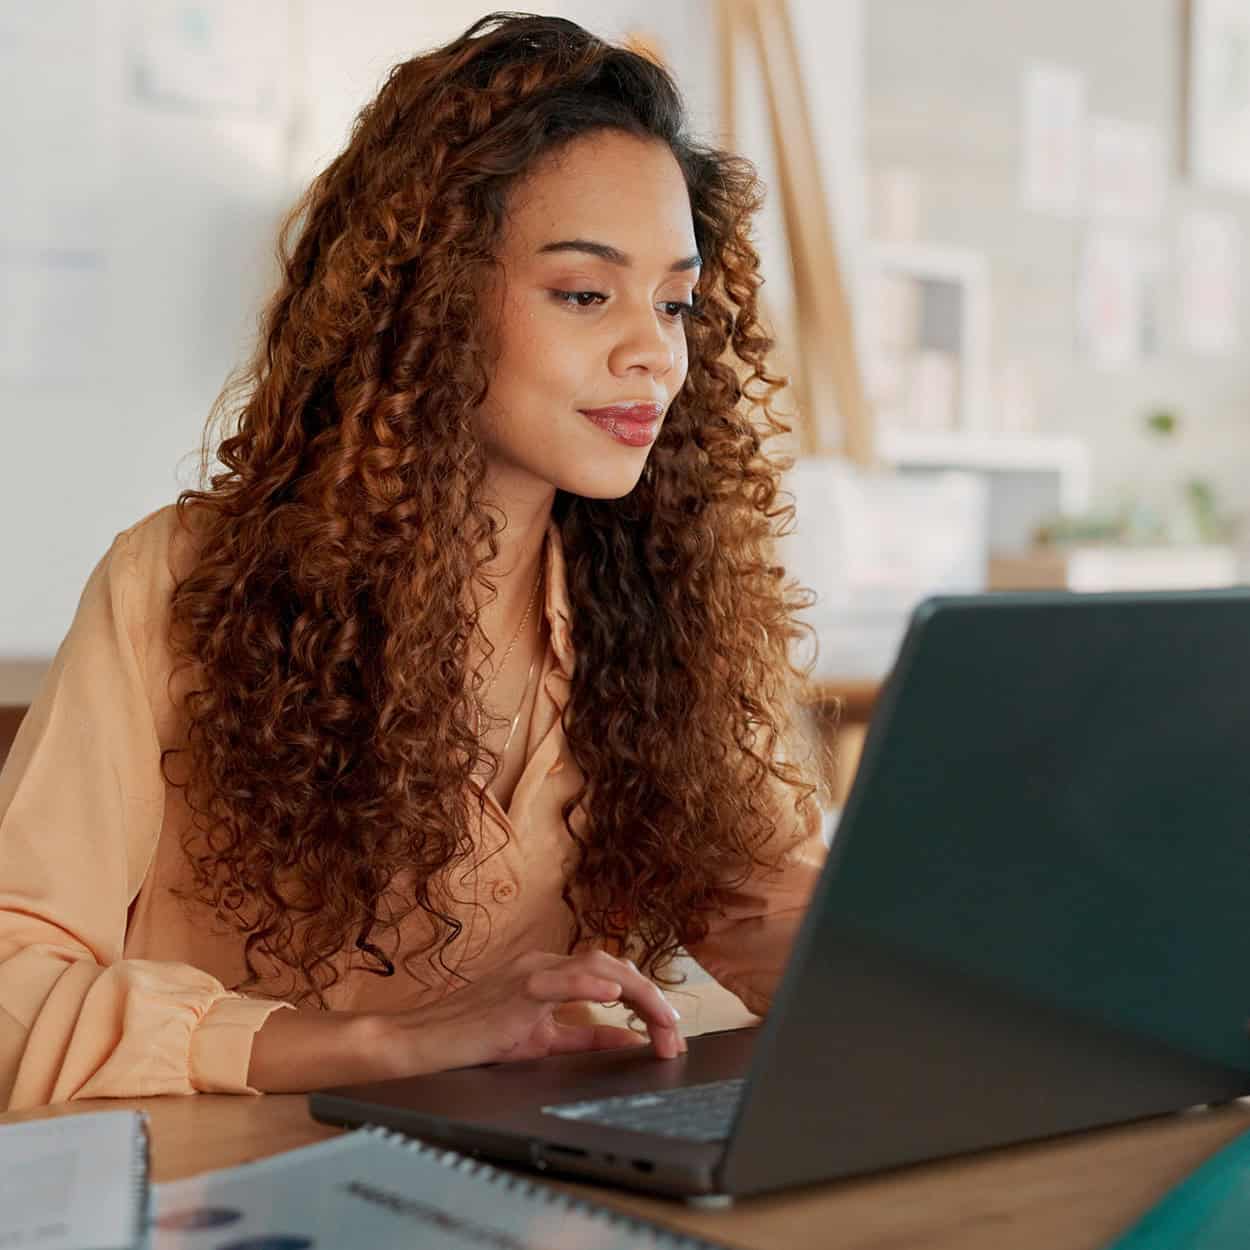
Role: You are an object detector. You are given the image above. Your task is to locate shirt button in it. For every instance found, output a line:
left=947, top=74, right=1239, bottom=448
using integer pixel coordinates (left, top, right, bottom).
left=492, top=880, right=517, bottom=903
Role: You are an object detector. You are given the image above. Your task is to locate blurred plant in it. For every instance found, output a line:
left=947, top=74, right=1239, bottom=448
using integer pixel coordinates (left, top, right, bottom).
left=1144, top=408, right=1178, bottom=438
left=1186, top=478, right=1236, bottom=543
left=1034, top=407, right=1237, bottom=548
left=1034, top=512, right=1126, bottom=545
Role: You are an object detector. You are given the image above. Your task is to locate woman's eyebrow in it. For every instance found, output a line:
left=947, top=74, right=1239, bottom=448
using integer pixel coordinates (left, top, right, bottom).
left=536, top=238, right=702, bottom=272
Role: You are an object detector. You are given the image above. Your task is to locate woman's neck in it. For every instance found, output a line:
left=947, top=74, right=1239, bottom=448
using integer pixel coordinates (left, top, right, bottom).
left=469, top=489, right=553, bottom=672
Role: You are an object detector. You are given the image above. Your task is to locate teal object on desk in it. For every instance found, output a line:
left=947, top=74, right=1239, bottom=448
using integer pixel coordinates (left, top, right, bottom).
left=1108, top=1129, right=1250, bottom=1248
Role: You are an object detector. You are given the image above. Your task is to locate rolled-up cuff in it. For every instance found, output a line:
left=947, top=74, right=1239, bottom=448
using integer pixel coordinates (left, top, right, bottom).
left=189, top=994, right=295, bottom=1095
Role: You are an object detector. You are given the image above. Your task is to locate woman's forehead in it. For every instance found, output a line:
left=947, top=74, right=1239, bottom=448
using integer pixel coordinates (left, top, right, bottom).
left=504, top=132, right=697, bottom=265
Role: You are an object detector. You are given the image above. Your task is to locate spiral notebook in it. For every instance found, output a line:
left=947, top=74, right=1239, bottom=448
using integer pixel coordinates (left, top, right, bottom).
left=152, top=1127, right=730, bottom=1249
left=0, top=1109, right=149, bottom=1250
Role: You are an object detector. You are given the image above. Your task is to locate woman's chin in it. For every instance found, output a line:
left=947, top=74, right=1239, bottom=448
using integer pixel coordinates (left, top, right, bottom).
left=563, top=469, right=648, bottom=501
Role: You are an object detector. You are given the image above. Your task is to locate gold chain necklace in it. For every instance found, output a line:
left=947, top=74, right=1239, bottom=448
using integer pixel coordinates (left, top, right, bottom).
left=498, top=651, right=540, bottom=757
left=478, top=563, right=541, bottom=704
left=475, top=561, right=543, bottom=758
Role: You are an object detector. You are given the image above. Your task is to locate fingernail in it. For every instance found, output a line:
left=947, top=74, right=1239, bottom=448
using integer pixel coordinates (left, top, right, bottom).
left=668, top=1003, right=681, bottom=1022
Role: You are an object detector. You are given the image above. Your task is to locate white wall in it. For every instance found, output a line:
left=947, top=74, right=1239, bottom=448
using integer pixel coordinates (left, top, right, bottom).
left=1, top=1, right=294, bottom=686
left=0, top=0, right=864, bottom=699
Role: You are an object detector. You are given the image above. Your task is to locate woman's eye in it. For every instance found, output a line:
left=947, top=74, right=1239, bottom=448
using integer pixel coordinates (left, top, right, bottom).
left=550, top=290, right=696, bottom=319
left=552, top=289, right=608, bottom=308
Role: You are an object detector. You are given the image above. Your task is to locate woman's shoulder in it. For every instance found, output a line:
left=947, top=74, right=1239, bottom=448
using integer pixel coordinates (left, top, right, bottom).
left=100, top=503, right=217, bottom=721
left=112, top=500, right=211, bottom=592
left=97, top=502, right=217, bottom=663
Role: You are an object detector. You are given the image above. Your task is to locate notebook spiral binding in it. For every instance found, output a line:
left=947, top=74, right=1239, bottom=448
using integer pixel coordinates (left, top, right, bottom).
left=131, top=1112, right=153, bottom=1249
left=361, top=1125, right=729, bottom=1250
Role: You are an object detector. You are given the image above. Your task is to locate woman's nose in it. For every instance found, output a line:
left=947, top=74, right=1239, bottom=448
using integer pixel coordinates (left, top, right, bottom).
left=609, top=312, right=677, bottom=378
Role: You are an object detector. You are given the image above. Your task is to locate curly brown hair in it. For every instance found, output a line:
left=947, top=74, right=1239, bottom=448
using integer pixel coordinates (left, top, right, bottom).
left=166, top=11, right=828, bottom=1006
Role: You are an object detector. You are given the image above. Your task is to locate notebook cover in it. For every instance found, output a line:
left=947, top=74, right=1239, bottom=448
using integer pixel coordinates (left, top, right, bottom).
left=1106, top=1128, right=1250, bottom=1249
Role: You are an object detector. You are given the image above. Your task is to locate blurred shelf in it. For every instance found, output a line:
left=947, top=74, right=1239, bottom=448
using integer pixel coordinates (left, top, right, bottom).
left=989, top=544, right=1243, bottom=592
left=879, top=429, right=1092, bottom=513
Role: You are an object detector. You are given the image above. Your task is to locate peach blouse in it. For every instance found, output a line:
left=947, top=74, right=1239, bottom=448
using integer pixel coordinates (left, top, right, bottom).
left=0, top=506, right=825, bottom=1109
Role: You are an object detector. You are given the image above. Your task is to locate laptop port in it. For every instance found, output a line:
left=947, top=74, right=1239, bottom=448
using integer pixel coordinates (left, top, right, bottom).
left=545, top=1144, right=588, bottom=1158
left=632, top=1159, right=655, bottom=1173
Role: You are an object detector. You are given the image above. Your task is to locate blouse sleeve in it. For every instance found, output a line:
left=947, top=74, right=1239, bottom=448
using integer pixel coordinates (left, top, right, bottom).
left=0, top=522, right=290, bottom=1110
left=685, top=785, right=827, bottom=1018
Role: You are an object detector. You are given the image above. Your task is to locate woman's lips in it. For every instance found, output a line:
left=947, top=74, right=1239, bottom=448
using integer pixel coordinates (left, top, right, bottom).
left=578, top=403, right=664, bottom=447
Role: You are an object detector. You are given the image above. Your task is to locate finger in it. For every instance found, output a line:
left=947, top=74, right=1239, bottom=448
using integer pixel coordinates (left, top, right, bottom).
left=582, top=955, right=685, bottom=1056
left=525, top=970, right=623, bottom=1004
left=542, top=1024, right=651, bottom=1056
left=524, top=964, right=685, bottom=1059
left=589, top=1025, right=651, bottom=1051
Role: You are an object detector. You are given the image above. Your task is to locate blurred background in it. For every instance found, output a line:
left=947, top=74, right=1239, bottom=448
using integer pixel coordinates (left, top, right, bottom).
left=3, top=1, right=1248, bottom=803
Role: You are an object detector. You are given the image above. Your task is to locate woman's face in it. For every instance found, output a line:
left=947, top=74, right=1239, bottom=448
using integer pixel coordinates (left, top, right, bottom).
left=476, top=129, right=699, bottom=503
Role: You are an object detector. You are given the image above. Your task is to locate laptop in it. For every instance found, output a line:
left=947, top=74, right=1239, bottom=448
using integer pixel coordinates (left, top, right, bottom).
left=311, top=588, right=1250, bottom=1200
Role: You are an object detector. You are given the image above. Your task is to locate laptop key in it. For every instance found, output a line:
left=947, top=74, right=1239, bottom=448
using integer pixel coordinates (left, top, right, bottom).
left=541, top=1078, right=745, bottom=1144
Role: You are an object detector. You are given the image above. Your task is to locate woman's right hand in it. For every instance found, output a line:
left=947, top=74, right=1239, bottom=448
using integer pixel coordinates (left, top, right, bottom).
left=377, top=949, right=687, bottom=1078
left=247, top=949, right=686, bottom=1093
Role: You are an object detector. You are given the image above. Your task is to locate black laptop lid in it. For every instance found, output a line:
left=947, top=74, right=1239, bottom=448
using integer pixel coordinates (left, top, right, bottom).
left=820, top=588, right=1250, bottom=1073
left=721, top=589, right=1250, bottom=1192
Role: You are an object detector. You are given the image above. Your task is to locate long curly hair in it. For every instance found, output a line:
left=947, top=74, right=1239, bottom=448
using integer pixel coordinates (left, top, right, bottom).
left=166, top=11, right=828, bottom=1006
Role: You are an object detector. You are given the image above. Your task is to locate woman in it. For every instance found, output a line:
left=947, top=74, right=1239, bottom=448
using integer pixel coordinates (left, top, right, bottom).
left=0, top=12, right=827, bottom=1109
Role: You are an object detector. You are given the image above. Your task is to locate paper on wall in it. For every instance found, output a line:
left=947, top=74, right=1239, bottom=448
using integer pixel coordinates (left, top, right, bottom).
left=128, top=0, right=289, bottom=120
left=1178, top=208, right=1240, bottom=356
left=1089, top=117, right=1165, bottom=223
left=1077, top=231, right=1165, bottom=370
left=1188, top=0, right=1250, bottom=193
left=1021, top=62, right=1086, bottom=217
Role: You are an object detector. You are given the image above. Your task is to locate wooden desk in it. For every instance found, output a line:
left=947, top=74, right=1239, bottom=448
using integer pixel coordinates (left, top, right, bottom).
left=5, top=1092, right=1249, bottom=1248
left=805, top=679, right=881, bottom=724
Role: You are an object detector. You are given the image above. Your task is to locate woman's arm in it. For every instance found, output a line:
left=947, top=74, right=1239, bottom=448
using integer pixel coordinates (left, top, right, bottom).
left=246, top=949, right=687, bottom=1092
left=0, top=524, right=289, bottom=1110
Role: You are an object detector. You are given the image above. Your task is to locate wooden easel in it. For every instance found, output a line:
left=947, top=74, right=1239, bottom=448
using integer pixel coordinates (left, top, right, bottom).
left=716, top=0, right=874, bottom=465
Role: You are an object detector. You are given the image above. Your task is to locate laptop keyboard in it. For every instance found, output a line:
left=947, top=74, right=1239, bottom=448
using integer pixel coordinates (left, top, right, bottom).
left=541, top=1078, right=745, bottom=1144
